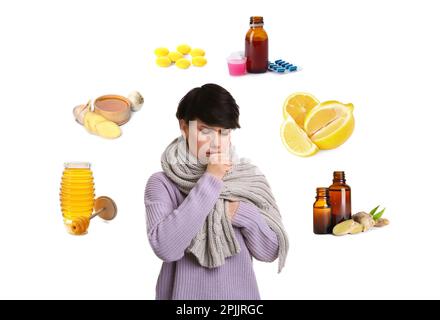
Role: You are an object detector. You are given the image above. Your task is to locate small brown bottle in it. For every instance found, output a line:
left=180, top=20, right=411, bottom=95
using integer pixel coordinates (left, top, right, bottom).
left=329, top=171, right=351, bottom=227
left=245, top=16, right=269, bottom=73
left=313, top=188, right=332, bottom=234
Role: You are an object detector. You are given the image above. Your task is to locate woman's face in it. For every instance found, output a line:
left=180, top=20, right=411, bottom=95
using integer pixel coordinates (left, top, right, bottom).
left=180, top=119, right=232, bottom=163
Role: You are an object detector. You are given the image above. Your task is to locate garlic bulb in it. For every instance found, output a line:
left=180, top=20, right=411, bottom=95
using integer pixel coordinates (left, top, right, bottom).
left=127, top=91, right=144, bottom=112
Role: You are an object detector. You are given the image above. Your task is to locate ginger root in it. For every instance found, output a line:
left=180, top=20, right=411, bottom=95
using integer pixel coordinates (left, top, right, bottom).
left=353, top=211, right=376, bottom=232
left=332, top=209, right=390, bottom=236
left=333, top=219, right=363, bottom=236
left=84, top=111, right=106, bottom=132
left=83, top=111, right=121, bottom=139
left=375, top=218, right=390, bottom=227
left=95, top=121, right=121, bottom=139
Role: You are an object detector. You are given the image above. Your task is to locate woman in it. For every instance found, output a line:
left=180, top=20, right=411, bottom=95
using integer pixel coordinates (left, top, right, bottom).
left=144, top=83, right=288, bottom=300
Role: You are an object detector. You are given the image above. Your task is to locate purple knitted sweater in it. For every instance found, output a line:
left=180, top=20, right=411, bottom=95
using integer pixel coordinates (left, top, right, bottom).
left=144, top=171, right=280, bottom=300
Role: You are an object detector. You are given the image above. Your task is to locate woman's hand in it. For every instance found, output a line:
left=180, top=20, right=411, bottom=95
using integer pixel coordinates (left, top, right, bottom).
left=226, top=201, right=239, bottom=220
left=206, top=152, right=231, bottom=180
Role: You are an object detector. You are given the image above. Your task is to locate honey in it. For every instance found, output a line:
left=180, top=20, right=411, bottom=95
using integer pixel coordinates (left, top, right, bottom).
left=60, top=162, right=95, bottom=235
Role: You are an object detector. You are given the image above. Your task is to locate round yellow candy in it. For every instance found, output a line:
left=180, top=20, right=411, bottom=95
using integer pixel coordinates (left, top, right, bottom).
left=177, top=44, right=191, bottom=55
left=156, top=56, right=172, bottom=67
left=154, top=47, right=169, bottom=57
left=190, top=48, right=205, bottom=57
left=192, top=56, right=207, bottom=67
left=168, top=51, right=183, bottom=62
left=176, top=58, right=191, bottom=69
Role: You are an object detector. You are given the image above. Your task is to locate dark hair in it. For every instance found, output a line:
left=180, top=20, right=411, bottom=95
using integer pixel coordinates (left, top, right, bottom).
left=176, top=83, right=240, bottom=129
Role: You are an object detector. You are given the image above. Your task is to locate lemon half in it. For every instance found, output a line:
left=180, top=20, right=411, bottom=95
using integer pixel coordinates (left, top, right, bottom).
left=304, top=101, right=355, bottom=150
left=282, top=92, right=319, bottom=129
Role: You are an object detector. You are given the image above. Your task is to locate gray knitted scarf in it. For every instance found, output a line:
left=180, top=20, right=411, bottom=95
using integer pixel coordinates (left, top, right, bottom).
left=161, top=136, right=289, bottom=272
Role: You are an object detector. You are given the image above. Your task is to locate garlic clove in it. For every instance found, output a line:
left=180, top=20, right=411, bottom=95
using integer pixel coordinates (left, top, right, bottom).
left=73, top=101, right=91, bottom=125
left=127, top=91, right=144, bottom=112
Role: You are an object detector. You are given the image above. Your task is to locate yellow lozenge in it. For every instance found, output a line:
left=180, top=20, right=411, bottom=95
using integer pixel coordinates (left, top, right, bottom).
left=154, top=47, right=169, bottom=57
left=168, top=51, right=183, bottom=62
left=156, top=56, right=172, bottom=67
left=190, top=48, right=205, bottom=57
left=176, top=58, right=191, bottom=69
left=177, top=44, right=191, bottom=55
left=192, top=56, right=207, bottom=67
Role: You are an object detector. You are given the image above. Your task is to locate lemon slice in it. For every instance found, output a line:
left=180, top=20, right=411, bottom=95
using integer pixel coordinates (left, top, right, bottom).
left=280, top=116, right=319, bottom=157
left=304, top=101, right=355, bottom=150
left=282, top=92, right=319, bottom=129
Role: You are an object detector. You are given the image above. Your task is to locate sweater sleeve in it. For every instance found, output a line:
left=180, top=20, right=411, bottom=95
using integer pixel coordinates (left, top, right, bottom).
left=232, top=201, right=279, bottom=262
left=144, top=172, right=223, bottom=263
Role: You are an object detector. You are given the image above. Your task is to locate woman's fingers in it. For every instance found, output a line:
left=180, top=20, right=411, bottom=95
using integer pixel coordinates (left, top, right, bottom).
left=209, top=152, right=231, bottom=166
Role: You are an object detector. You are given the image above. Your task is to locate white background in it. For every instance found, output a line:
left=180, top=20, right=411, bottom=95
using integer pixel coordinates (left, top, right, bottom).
left=1, top=0, right=439, bottom=299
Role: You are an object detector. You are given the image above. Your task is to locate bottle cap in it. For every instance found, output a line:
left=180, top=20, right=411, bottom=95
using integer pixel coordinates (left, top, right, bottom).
left=64, top=162, right=91, bottom=169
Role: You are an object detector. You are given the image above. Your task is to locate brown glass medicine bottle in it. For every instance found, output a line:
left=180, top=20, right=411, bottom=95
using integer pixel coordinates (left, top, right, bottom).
left=313, top=188, right=332, bottom=234
left=245, top=16, right=268, bottom=73
left=329, top=171, right=351, bottom=227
